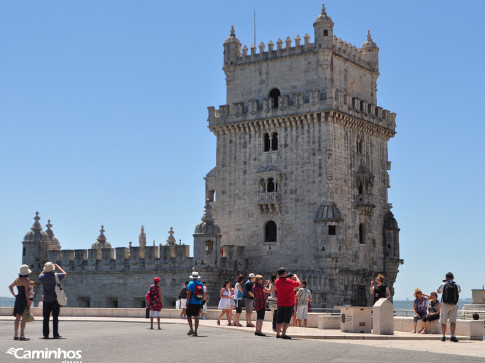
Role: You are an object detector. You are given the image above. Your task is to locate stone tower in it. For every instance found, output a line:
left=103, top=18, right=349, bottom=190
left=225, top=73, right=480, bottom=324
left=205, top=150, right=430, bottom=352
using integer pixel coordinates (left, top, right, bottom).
left=205, top=3, right=402, bottom=307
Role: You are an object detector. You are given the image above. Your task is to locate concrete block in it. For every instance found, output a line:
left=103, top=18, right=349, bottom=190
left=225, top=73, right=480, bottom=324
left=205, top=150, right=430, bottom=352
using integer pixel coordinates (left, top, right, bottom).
left=373, top=298, right=394, bottom=335
left=318, top=314, right=340, bottom=329
left=340, top=306, right=372, bottom=333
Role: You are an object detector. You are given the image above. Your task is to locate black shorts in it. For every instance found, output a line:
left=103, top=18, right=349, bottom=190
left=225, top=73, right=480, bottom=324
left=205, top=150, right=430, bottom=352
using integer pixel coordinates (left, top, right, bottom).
left=276, top=306, right=293, bottom=324
left=423, top=314, right=440, bottom=322
left=235, top=300, right=243, bottom=314
left=256, top=309, right=265, bottom=320
left=186, top=304, right=201, bottom=317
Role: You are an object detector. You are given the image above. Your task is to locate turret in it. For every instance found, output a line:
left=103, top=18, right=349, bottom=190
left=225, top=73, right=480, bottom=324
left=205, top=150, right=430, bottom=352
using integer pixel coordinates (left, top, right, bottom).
left=361, top=30, right=379, bottom=72
left=45, top=219, right=61, bottom=251
left=313, top=3, right=334, bottom=49
left=139, top=225, right=146, bottom=249
left=22, top=211, right=50, bottom=272
left=193, top=201, right=222, bottom=266
left=223, top=25, right=241, bottom=83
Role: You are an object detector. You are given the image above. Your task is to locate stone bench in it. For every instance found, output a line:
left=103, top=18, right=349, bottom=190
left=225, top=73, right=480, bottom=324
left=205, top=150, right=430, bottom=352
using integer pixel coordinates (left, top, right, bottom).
left=394, top=317, right=484, bottom=340
left=317, top=314, right=340, bottom=329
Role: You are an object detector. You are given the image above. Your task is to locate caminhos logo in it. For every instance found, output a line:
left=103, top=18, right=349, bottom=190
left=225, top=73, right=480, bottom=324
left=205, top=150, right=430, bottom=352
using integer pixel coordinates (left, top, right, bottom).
left=5, top=347, right=82, bottom=361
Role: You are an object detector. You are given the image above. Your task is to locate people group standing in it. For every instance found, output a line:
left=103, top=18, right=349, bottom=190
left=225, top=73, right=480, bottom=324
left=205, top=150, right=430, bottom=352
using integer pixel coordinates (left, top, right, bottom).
left=9, top=264, right=33, bottom=341
left=253, top=275, right=271, bottom=336
left=39, top=262, right=67, bottom=339
left=274, top=267, right=300, bottom=339
left=232, top=274, right=244, bottom=327
left=243, top=273, right=256, bottom=327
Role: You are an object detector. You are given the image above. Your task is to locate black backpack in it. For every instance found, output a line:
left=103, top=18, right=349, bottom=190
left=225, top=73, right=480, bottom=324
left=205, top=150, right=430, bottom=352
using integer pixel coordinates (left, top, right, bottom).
left=442, top=281, right=459, bottom=304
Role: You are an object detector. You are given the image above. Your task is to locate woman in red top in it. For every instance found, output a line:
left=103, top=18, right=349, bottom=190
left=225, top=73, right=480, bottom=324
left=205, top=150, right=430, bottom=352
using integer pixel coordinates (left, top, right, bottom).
left=253, top=275, right=271, bottom=336
left=147, top=277, right=163, bottom=330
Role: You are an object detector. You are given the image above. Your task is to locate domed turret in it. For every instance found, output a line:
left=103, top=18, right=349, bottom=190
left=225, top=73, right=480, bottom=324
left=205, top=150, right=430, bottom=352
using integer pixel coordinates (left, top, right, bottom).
left=23, top=211, right=50, bottom=243
left=45, top=219, right=61, bottom=250
left=194, top=202, right=221, bottom=235
left=22, top=211, right=50, bottom=271
left=193, top=201, right=222, bottom=266
left=361, top=30, right=379, bottom=71
left=314, top=202, right=343, bottom=222
left=313, top=3, right=334, bottom=49
left=165, top=226, right=177, bottom=246
left=91, top=225, right=112, bottom=249
left=223, top=25, right=241, bottom=81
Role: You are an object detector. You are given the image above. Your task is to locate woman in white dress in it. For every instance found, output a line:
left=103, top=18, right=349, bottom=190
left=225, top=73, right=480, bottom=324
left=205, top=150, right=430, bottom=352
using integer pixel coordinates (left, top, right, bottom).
left=217, top=280, right=233, bottom=326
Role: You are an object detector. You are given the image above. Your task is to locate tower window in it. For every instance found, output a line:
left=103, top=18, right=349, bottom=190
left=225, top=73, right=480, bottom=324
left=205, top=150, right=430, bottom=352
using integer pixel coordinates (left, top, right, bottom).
left=205, top=240, right=213, bottom=251
left=258, top=178, right=266, bottom=192
left=23, top=247, right=26, bottom=257
left=265, top=221, right=277, bottom=242
left=358, top=182, right=363, bottom=195
left=267, top=178, right=275, bottom=192
left=328, top=225, right=336, bottom=235
left=323, top=30, right=329, bottom=36
left=269, top=88, right=281, bottom=108
left=359, top=223, right=365, bottom=244
left=207, top=189, right=216, bottom=202
left=271, top=132, right=278, bottom=151
left=263, top=133, right=271, bottom=152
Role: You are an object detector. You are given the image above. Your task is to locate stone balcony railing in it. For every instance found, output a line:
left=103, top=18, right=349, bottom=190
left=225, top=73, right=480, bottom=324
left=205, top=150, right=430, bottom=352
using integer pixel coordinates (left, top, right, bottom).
left=356, top=195, right=375, bottom=215
left=257, top=192, right=279, bottom=213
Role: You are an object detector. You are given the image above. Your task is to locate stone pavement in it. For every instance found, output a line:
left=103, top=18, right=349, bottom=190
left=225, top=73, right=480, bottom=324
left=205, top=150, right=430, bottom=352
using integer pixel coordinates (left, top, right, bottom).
left=1, top=316, right=483, bottom=361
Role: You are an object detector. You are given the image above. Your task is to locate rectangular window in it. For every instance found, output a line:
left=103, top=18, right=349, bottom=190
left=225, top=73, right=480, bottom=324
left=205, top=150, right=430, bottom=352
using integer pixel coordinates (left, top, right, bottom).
left=328, top=225, right=336, bottom=235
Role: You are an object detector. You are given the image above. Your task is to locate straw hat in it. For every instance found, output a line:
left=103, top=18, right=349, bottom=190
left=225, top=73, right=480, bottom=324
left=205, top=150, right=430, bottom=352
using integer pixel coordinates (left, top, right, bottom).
left=19, top=264, right=32, bottom=276
left=44, top=262, right=55, bottom=273
left=189, top=271, right=201, bottom=279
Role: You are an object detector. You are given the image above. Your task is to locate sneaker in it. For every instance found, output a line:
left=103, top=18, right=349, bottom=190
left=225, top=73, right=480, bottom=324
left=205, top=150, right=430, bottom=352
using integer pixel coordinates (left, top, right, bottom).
left=281, top=335, right=291, bottom=339
left=450, top=336, right=459, bottom=342
left=410, top=330, right=416, bottom=333
left=187, top=329, right=194, bottom=336
left=180, top=314, right=184, bottom=319
left=193, top=332, right=198, bottom=337
left=441, top=336, right=446, bottom=341
left=276, top=335, right=281, bottom=338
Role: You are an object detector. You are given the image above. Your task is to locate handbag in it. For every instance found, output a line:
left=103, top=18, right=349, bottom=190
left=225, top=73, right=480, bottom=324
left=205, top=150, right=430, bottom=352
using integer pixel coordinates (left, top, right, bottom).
left=55, top=273, right=67, bottom=306
left=22, top=307, right=34, bottom=323
left=268, top=297, right=277, bottom=311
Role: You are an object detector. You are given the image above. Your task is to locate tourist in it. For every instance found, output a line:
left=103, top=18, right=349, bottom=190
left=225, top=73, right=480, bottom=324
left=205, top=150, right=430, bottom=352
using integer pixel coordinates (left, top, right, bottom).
left=296, top=281, right=312, bottom=327
left=369, top=274, right=391, bottom=304
left=217, top=280, right=233, bottom=326
left=232, top=274, right=244, bottom=327
left=9, top=264, right=32, bottom=341
left=253, top=275, right=271, bottom=336
left=268, top=273, right=278, bottom=331
left=411, top=288, right=429, bottom=333
left=39, top=262, right=67, bottom=339
left=437, top=272, right=461, bottom=342
left=420, top=292, right=441, bottom=334
left=199, top=281, right=208, bottom=320
left=243, top=273, right=256, bottom=327
left=186, top=271, right=205, bottom=336
left=275, top=267, right=300, bottom=339
left=146, top=277, right=163, bottom=329
left=177, top=281, right=189, bottom=319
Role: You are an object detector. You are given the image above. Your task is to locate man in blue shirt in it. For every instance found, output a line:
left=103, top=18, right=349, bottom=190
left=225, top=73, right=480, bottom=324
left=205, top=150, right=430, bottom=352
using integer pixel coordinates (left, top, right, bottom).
left=186, top=271, right=205, bottom=337
left=39, top=262, right=67, bottom=339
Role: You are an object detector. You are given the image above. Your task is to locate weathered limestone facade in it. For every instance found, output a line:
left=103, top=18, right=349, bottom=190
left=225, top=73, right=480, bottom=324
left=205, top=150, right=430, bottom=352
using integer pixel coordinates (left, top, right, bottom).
left=205, top=4, right=402, bottom=307
left=20, top=4, right=401, bottom=308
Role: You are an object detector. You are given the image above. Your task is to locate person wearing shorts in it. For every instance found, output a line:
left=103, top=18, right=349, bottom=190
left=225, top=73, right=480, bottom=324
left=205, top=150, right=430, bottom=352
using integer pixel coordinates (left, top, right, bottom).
left=243, top=273, right=256, bottom=327
left=232, top=274, right=244, bottom=326
left=186, top=271, right=205, bottom=337
left=274, top=267, right=300, bottom=339
left=437, top=272, right=461, bottom=342
left=296, top=281, right=312, bottom=327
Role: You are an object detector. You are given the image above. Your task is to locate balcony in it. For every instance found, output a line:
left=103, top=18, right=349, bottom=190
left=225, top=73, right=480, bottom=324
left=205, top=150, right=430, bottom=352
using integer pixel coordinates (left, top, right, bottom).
left=356, top=195, right=375, bottom=215
left=257, top=192, right=280, bottom=213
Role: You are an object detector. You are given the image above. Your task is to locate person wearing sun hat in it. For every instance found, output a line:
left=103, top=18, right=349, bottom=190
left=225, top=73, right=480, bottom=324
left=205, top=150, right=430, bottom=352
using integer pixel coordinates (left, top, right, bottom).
left=39, top=262, right=67, bottom=339
left=9, top=264, right=33, bottom=340
left=186, top=271, right=205, bottom=337
left=146, top=277, right=163, bottom=329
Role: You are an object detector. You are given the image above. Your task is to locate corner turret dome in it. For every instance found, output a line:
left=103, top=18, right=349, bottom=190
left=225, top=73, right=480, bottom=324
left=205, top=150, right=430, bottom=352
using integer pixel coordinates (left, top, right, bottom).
left=314, top=3, right=334, bottom=25
left=45, top=220, right=61, bottom=249
left=224, top=25, right=241, bottom=45
left=91, top=225, right=112, bottom=249
left=362, top=30, right=377, bottom=48
left=23, top=212, right=49, bottom=243
left=165, top=226, right=177, bottom=246
left=194, top=201, right=221, bottom=235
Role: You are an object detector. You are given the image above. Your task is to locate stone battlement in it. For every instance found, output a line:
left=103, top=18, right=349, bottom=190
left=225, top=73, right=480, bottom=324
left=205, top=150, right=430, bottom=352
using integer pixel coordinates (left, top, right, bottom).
left=208, top=88, right=396, bottom=133
left=237, top=34, right=374, bottom=71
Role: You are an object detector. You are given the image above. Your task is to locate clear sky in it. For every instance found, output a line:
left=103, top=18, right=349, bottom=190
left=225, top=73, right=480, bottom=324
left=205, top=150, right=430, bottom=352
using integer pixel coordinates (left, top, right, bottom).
left=1, top=1, right=484, bottom=301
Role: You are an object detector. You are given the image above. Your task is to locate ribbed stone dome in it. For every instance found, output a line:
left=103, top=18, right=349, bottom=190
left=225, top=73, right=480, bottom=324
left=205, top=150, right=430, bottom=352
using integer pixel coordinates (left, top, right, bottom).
left=194, top=202, right=221, bottom=235
left=23, top=212, right=49, bottom=243
left=362, top=30, right=377, bottom=48
left=384, top=211, right=399, bottom=230
left=91, top=225, right=112, bottom=249
left=315, top=202, right=342, bottom=222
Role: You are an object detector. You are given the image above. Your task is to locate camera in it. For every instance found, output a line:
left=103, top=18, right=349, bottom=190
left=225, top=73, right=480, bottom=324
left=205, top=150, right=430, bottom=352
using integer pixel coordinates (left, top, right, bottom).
left=287, top=273, right=294, bottom=278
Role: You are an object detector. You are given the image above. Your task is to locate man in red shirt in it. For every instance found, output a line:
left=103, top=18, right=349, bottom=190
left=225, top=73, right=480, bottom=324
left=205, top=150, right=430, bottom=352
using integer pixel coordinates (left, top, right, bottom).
left=274, top=267, right=300, bottom=339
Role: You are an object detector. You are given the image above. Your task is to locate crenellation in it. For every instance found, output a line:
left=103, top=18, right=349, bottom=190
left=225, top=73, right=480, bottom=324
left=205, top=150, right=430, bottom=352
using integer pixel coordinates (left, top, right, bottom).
left=61, top=250, right=74, bottom=265
left=294, top=35, right=301, bottom=47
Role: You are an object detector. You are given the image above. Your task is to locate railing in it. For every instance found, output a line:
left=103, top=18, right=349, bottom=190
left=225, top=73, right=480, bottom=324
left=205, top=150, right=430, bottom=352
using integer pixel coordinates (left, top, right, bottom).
left=393, top=309, right=485, bottom=320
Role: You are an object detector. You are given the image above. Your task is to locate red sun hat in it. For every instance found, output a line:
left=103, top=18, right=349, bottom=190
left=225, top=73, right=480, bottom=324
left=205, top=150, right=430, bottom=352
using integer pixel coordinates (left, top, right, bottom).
left=154, top=277, right=161, bottom=284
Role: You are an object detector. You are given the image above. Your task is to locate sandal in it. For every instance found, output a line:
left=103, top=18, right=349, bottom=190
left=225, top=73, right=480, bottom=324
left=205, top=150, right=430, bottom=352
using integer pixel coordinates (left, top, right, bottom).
left=217, top=320, right=220, bottom=326
left=14, top=336, right=19, bottom=340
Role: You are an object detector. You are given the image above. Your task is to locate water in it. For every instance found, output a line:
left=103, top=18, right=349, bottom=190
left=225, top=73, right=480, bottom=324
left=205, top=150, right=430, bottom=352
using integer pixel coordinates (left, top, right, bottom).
left=394, top=299, right=467, bottom=311
left=0, top=297, right=14, bottom=307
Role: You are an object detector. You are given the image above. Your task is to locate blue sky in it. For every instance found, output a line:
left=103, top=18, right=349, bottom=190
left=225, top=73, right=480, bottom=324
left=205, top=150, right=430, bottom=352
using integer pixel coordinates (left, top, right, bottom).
left=1, top=1, right=484, bottom=300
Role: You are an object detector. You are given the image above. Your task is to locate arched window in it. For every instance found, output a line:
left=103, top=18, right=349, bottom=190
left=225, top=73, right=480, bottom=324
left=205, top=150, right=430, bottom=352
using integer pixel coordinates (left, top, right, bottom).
left=323, top=29, right=329, bottom=36
left=359, top=223, right=365, bottom=244
left=271, top=132, right=278, bottom=151
left=258, top=179, right=266, bottom=192
left=205, top=240, right=213, bottom=251
left=265, top=221, right=277, bottom=242
left=358, top=182, right=363, bottom=195
left=263, top=133, right=271, bottom=152
left=267, top=178, right=275, bottom=192
left=269, top=88, right=281, bottom=108
left=357, top=138, right=363, bottom=154
left=207, top=189, right=216, bottom=202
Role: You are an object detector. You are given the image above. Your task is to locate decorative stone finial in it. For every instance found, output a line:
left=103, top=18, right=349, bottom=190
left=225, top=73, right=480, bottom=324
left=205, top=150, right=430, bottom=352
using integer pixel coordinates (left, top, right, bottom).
left=97, top=225, right=107, bottom=243
left=321, top=2, right=327, bottom=15
left=367, top=29, right=372, bottom=41
left=129, top=241, right=132, bottom=248
left=166, top=226, right=176, bottom=246
left=31, top=211, right=42, bottom=231
left=230, top=24, right=235, bottom=37
left=45, top=219, right=54, bottom=237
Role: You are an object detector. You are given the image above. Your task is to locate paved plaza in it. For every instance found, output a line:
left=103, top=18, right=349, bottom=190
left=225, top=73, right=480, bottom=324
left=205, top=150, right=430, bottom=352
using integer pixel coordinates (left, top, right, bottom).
left=1, top=318, right=484, bottom=362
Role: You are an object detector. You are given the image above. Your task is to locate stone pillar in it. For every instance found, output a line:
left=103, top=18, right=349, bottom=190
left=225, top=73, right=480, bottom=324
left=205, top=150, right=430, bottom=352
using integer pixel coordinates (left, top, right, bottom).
left=373, top=298, right=394, bottom=335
